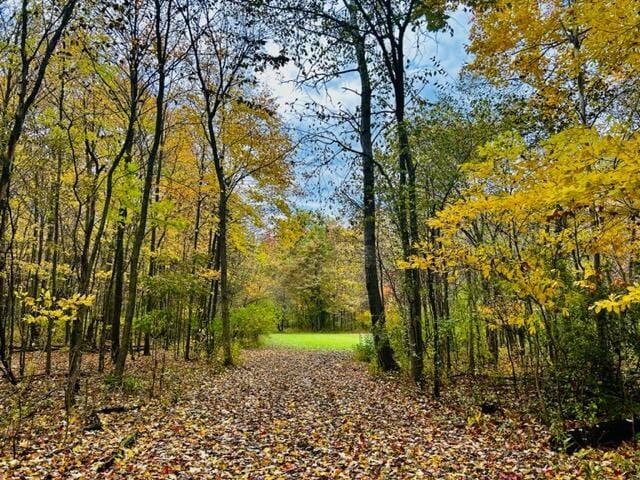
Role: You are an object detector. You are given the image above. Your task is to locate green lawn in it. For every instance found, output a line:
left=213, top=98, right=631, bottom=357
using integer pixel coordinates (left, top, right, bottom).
left=265, top=332, right=365, bottom=351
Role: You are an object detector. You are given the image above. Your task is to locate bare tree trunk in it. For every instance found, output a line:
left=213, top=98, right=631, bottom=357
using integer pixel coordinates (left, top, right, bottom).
left=185, top=193, right=202, bottom=361
left=46, top=87, right=64, bottom=374
left=426, top=267, right=440, bottom=397
left=397, top=103, right=424, bottom=388
left=218, top=191, right=232, bottom=366
left=0, top=277, right=17, bottom=384
left=144, top=141, right=163, bottom=356
left=110, top=204, right=128, bottom=362
left=350, top=16, right=398, bottom=372
left=206, top=232, right=220, bottom=356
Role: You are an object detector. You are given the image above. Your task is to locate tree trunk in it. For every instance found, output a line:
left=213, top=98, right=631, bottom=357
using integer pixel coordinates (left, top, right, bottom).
left=114, top=0, right=167, bottom=381
left=351, top=20, right=398, bottom=372
left=110, top=196, right=128, bottom=362
left=206, top=232, right=220, bottom=355
left=218, top=191, right=232, bottom=366
left=46, top=102, right=63, bottom=374
left=144, top=139, right=163, bottom=357
left=396, top=84, right=424, bottom=388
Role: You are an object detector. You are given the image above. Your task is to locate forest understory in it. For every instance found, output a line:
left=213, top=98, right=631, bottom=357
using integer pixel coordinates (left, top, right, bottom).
left=2, top=348, right=639, bottom=479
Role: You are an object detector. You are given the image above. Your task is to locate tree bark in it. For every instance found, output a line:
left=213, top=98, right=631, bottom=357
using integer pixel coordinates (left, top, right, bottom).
left=144, top=141, right=163, bottom=356
left=395, top=59, right=424, bottom=389
left=218, top=191, right=232, bottom=366
left=350, top=15, right=398, bottom=372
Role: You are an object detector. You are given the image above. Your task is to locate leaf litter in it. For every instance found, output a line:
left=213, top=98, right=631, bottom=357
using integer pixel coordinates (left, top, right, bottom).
left=1, top=349, right=639, bottom=479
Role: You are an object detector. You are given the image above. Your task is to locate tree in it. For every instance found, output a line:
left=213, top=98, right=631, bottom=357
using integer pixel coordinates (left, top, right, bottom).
left=182, top=0, right=292, bottom=365
left=0, top=0, right=78, bottom=384
left=348, top=3, right=399, bottom=371
left=351, top=0, right=449, bottom=389
left=113, top=0, right=174, bottom=382
left=262, top=0, right=400, bottom=370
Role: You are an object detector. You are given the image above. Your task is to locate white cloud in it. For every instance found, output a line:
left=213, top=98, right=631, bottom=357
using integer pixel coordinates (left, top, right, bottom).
left=258, top=41, right=301, bottom=113
left=259, top=6, right=471, bottom=115
left=257, top=8, right=473, bottom=212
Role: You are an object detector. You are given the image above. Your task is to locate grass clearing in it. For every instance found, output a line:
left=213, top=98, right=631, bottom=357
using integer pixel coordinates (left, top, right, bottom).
left=265, top=332, right=365, bottom=351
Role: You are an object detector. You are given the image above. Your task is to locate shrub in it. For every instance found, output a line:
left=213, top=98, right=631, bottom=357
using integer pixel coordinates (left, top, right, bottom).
left=386, top=308, right=409, bottom=372
left=230, top=299, right=281, bottom=346
left=122, top=375, right=143, bottom=394
left=354, top=334, right=375, bottom=363
left=104, top=374, right=143, bottom=394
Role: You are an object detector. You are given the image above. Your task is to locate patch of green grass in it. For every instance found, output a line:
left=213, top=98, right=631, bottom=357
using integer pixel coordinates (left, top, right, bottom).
left=265, top=332, right=365, bottom=351
left=104, top=373, right=143, bottom=394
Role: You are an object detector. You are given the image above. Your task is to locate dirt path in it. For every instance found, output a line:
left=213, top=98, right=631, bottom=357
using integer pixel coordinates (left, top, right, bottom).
left=110, top=349, right=564, bottom=479
left=2, top=348, right=593, bottom=479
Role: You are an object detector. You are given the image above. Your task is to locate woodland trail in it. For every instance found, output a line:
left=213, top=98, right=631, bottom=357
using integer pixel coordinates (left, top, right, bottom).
left=95, top=349, right=567, bottom=479
left=2, top=348, right=586, bottom=479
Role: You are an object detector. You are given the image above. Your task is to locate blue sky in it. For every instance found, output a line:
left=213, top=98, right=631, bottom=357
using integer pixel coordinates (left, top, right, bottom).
left=258, top=7, right=473, bottom=214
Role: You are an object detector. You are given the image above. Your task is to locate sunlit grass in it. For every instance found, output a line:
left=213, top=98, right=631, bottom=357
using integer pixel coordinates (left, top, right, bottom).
left=265, top=332, right=364, bottom=351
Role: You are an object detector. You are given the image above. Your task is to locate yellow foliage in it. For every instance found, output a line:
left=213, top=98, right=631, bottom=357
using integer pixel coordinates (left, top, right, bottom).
left=423, top=124, right=640, bottom=323
left=16, top=289, right=95, bottom=325
left=469, top=0, right=640, bottom=120
left=593, top=284, right=640, bottom=315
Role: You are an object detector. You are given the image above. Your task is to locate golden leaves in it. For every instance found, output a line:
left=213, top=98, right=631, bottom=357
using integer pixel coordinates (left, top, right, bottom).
left=469, top=0, right=640, bottom=121
left=15, top=289, right=95, bottom=325
left=593, top=283, right=640, bottom=315
left=420, top=124, right=640, bottom=326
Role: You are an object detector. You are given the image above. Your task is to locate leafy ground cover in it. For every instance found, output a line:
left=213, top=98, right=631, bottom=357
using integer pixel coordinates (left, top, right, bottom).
left=1, top=349, right=639, bottom=479
left=265, top=332, right=364, bottom=350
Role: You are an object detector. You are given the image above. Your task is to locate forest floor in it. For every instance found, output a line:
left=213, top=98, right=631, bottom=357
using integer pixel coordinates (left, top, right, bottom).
left=1, top=348, right=639, bottom=479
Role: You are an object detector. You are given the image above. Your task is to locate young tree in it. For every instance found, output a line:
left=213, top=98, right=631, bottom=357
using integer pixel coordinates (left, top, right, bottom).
left=182, top=0, right=292, bottom=365
left=0, top=0, right=78, bottom=384
left=114, top=0, right=174, bottom=382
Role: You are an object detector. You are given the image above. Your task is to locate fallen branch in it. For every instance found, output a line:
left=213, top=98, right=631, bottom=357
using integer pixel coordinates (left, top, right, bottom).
left=95, top=404, right=140, bottom=414
left=84, top=404, right=141, bottom=432
left=96, top=432, right=138, bottom=472
left=45, top=440, right=82, bottom=458
left=552, top=417, right=640, bottom=454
